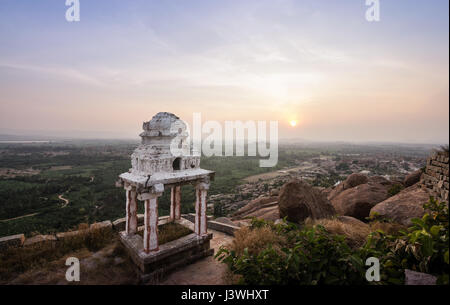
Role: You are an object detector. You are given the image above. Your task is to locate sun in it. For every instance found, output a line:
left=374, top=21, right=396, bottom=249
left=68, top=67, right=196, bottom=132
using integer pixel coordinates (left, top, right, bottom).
left=289, top=120, right=297, bottom=127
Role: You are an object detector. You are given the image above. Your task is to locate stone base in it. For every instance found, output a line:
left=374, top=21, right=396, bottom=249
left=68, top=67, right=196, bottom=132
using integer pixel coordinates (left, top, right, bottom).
left=119, top=231, right=213, bottom=284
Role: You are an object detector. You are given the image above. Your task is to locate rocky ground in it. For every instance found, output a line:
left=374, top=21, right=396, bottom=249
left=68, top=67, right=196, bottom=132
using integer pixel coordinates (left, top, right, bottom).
left=230, top=168, right=432, bottom=227
left=5, top=229, right=233, bottom=285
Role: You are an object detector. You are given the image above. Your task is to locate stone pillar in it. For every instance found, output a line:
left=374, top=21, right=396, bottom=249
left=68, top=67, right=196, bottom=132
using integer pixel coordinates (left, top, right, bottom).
left=195, top=182, right=209, bottom=236
left=170, top=186, right=175, bottom=221
left=144, top=196, right=159, bottom=253
left=139, top=184, right=164, bottom=253
left=174, top=185, right=181, bottom=220
left=125, top=186, right=138, bottom=235
left=169, top=186, right=181, bottom=221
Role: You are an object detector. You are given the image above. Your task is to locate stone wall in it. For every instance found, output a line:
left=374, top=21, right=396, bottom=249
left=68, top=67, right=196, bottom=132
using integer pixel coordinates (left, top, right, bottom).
left=0, top=214, right=238, bottom=252
left=421, top=152, right=449, bottom=203
left=0, top=220, right=113, bottom=251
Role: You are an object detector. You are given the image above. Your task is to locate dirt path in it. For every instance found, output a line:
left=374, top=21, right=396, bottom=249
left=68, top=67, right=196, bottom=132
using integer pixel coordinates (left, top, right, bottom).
left=58, top=194, right=69, bottom=208
left=0, top=212, right=39, bottom=222
left=157, top=230, right=234, bottom=285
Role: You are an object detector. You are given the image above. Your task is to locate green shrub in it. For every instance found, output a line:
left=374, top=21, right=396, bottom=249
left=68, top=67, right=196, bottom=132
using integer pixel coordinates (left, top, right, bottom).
left=217, top=198, right=449, bottom=285
left=216, top=219, right=366, bottom=285
left=361, top=197, right=449, bottom=284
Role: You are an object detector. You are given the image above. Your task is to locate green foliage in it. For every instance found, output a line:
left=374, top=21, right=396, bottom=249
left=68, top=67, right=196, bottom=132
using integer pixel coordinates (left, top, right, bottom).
left=217, top=198, right=449, bottom=285
left=361, top=197, right=449, bottom=284
left=312, top=171, right=343, bottom=188
left=387, top=184, right=404, bottom=197
left=216, top=219, right=366, bottom=285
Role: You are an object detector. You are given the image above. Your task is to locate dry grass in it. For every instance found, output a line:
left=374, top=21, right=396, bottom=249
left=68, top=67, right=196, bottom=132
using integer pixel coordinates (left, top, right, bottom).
left=369, top=221, right=406, bottom=235
left=0, top=225, right=114, bottom=283
left=6, top=241, right=139, bottom=285
left=230, top=226, right=286, bottom=256
left=305, top=218, right=407, bottom=248
left=305, top=218, right=371, bottom=248
left=137, top=222, right=192, bottom=245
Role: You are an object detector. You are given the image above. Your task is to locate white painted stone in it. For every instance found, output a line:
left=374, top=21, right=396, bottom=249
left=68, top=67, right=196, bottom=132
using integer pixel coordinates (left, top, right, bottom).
left=117, top=112, right=215, bottom=253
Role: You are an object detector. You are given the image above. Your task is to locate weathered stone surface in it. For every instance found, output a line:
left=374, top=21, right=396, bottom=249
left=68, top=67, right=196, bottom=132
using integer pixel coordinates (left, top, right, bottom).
left=370, top=184, right=429, bottom=226
left=90, top=220, right=112, bottom=231
left=112, top=217, right=126, bottom=231
left=328, top=173, right=373, bottom=201
left=56, top=229, right=88, bottom=240
left=233, top=196, right=278, bottom=218
left=119, top=230, right=213, bottom=283
left=0, top=234, right=25, bottom=250
left=181, top=215, right=240, bottom=236
left=343, top=173, right=369, bottom=189
left=23, top=234, right=57, bottom=247
left=207, top=221, right=240, bottom=236
left=420, top=152, right=449, bottom=203
left=404, top=169, right=423, bottom=187
left=368, top=175, right=394, bottom=187
left=331, top=182, right=390, bottom=220
left=337, top=215, right=367, bottom=227
left=404, top=269, right=437, bottom=285
left=214, top=217, right=237, bottom=226
left=113, top=214, right=145, bottom=231
left=278, top=179, right=336, bottom=223
left=269, top=188, right=280, bottom=196
left=182, top=213, right=213, bottom=223
left=231, top=195, right=278, bottom=220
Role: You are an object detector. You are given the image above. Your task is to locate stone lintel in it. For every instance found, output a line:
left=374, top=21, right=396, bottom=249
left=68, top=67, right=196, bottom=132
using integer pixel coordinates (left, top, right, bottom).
left=138, top=191, right=162, bottom=201
left=119, top=169, right=214, bottom=191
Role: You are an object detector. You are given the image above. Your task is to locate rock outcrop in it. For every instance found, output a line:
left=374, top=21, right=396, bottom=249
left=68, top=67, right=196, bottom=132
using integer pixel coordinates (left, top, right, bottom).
left=404, top=169, right=423, bottom=187
left=370, top=184, right=429, bottom=226
left=278, top=179, right=335, bottom=223
left=343, top=173, right=369, bottom=189
left=328, top=173, right=370, bottom=201
left=231, top=195, right=279, bottom=221
left=329, top=175, right=393, bottom=220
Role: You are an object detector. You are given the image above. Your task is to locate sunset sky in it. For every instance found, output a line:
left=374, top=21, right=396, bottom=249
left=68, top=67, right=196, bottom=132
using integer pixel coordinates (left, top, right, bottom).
left=0, top=0, right=448, bottom=143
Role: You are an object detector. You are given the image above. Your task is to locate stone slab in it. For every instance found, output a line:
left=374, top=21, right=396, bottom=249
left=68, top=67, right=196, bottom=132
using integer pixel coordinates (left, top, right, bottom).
left=119, top=231, right=213, bottom=283
left=90, top=220, right=112, bottom=231
left=23, top=234, right=57, bottom=247
left=404, top=269, right=437, bottom=285
left=0, top=234, right=25, bottom=251
left=181, top=214, right=239, bottom=236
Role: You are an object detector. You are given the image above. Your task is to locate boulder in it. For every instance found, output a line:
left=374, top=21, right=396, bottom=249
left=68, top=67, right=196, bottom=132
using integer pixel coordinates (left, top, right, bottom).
left=370, top=184, right=429, bottom=226
left=232, top=195, right=278, bottom=219
left=368, top=175, right=394, bottom=187
left=330, top=182, right=390, bottom=220
left=337, top=215, right=368, bottom=227
left=404, top=169, right=423, bottom=187
left=343, top=173, right=369, bottom=189
left=278, top=179, right=335, bottom=223
left=328, top=173, right=371, bottom=201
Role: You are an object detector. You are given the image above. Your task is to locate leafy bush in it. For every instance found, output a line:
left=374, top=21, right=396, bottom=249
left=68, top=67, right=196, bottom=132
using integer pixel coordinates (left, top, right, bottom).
left=217, top=198, right=449, bottom=285
left=216, top=219, right=366, bottom=285
left=361, top=197, right=449, bottom=284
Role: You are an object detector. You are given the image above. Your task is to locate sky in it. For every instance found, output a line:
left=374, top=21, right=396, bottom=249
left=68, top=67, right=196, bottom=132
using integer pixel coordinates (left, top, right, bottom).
left=0, top=0, right=448, bottom=143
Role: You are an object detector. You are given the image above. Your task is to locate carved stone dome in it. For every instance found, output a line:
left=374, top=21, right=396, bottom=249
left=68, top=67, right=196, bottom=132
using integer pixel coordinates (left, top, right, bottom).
left=130, top=112, right=199, bottom=176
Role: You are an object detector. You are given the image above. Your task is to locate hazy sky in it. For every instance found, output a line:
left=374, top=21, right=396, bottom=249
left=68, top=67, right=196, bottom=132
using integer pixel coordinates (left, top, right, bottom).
left=0, top=0, right=448, bottom=143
